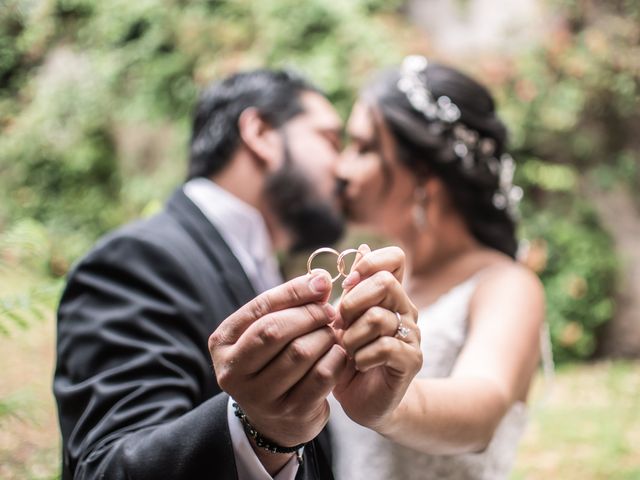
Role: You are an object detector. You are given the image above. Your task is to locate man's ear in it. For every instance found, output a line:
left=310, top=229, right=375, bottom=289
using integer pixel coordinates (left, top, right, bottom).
left=237, top=107, right=282, bottom=171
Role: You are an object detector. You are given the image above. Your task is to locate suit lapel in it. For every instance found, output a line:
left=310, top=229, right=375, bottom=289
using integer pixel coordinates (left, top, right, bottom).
left=166, top=188, right=257, bottom=308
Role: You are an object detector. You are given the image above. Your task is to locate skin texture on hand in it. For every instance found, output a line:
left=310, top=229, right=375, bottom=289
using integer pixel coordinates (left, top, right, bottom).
left=333, top=245, right=423, bottom=433
left=208, top=270, right=348, bottom=474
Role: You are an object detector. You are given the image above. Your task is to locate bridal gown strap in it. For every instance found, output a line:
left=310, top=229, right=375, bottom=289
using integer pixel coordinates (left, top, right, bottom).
left=329, top=273, right=528, bottom=480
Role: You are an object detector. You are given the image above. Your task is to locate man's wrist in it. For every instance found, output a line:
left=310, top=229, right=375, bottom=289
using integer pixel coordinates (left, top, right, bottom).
left=227, top=398, right=302, bottom=479
left=248, top=436, right=298, bottom=476
left=233, top=402, right=306, bottom=456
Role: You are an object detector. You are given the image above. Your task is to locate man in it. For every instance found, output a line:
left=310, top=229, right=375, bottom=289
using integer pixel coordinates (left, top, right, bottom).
left=54, top=69, right=347, bottom=479
left=55, top=68, right=422, bottom=480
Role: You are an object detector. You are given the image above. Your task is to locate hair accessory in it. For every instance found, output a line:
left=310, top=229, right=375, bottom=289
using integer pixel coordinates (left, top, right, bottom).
left=492, top=154, right=524, bottom=216
left=398, top=56, right=461, bottom=124
left=397, top=55, right=523, bottom=218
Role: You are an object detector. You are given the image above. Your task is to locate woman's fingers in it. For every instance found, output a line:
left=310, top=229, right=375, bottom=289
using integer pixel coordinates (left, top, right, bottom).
left=339, top=269, right=418, bottom=328
left=341, top=306, right=408, bottom=355
left=344, top=246, right=406, bottom=286
left=342, top=305, right=420, bottom=355
left=352, top=335, right=423, bottom=374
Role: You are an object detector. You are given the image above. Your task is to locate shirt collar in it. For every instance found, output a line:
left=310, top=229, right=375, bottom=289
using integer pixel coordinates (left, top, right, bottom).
left=183, top=177, right=282, bottom=292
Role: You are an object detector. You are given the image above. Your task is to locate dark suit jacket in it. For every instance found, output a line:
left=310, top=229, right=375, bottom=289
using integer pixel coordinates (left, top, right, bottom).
left=54, top=188, right=334, bottom=479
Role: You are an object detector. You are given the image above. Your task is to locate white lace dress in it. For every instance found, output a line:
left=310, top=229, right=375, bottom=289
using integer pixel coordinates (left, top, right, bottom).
left=329, top=275, right=528, bottom=480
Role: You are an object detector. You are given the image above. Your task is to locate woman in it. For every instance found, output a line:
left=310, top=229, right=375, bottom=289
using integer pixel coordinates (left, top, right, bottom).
left=330, top=56, right=545, bottom=479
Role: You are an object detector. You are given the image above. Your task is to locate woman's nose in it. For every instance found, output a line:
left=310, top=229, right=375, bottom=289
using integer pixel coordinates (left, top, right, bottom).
left=335, top=148, right=354, bottom=179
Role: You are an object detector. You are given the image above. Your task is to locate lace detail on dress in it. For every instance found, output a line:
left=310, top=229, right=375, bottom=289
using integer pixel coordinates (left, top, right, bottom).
left=329, top=274, right=528, bottom=480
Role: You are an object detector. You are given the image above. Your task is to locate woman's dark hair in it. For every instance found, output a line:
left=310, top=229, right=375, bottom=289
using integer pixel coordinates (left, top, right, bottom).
left=188, top=69, right=320, bottom=179
left=363, top=61, right=518, bottom=258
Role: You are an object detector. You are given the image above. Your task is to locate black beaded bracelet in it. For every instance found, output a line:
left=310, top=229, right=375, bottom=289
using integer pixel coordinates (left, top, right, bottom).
left=232, top=402, right=306, bottom=459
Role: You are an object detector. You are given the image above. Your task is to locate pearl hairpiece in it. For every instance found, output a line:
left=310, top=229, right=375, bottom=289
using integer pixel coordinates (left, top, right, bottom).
left=397, top=55, right=523, bottom=218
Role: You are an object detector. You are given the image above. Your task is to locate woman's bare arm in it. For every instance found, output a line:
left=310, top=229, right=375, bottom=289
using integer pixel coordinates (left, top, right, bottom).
left=377, top=263, right=544, bottom=454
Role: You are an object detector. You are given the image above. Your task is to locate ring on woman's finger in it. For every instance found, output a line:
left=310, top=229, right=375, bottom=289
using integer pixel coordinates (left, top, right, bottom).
left=394, top=311, right=410, bottom=339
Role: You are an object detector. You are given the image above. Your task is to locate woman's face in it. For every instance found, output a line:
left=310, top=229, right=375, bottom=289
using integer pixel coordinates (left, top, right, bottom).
left=337, top=100, right=417, bottom=237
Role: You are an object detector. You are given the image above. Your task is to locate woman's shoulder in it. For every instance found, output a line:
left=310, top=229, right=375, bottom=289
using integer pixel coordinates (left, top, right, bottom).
left=471, top=257, right=545, bottom=312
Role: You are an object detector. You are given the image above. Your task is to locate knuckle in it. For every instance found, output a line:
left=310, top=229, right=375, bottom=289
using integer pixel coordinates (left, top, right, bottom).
left=312, top=365, right=336, bottom=387
left=250, top=295, right=273, bottom=320
left=340, top=295, right=355, bottom=315
left=288, top=339, right=312, bottom=363
left=207, top=331, right=220, bottom=352
left=286, top=281, right=304, bottom=304
left=257, top=318, right=283, bottom=345
left=378, top=336, right=396, bottom=355
left=367, top=307, right=388, bottom=332
left=374, top=270, right=395, bottom=289
left=302, top=303, right=324, bottom=325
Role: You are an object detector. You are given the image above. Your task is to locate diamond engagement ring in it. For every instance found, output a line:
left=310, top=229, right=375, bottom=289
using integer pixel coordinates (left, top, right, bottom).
left=395, top=311, right=410, bottom=339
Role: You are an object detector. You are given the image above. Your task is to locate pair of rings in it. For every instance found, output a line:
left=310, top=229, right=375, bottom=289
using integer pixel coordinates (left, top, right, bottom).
left=306, top=247, right=360, bottom=283
left=307, top=247, right=410, bottom=340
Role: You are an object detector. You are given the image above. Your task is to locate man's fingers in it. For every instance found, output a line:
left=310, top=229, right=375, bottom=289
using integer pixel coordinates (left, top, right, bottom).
left=251, top=327, right=339, bottom=400
left=286, top=343, right=348, bottom=407
left=210, top=270, right=333, bottom=346
left=230, top=303, right=337, bottom=374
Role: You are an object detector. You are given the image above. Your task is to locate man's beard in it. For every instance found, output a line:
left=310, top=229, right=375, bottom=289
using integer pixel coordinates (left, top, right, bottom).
left=264, top=138, right=345, bottom=252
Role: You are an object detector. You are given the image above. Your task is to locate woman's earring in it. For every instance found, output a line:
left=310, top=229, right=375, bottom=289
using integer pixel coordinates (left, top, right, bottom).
left=412, top=187, right=428, bottom=231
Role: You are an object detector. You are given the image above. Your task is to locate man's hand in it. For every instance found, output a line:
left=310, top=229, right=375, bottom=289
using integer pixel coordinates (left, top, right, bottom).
left=333, top=245, right=422, bottom=434
left=209, top=270, right=348, bottom=456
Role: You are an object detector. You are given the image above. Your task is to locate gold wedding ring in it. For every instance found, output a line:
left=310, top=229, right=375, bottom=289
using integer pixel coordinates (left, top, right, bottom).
left=307, top=247, right=343, bottom=283
left=336, top=248, right=359, bottom=277
left=307, top=247, right=361, bottom=284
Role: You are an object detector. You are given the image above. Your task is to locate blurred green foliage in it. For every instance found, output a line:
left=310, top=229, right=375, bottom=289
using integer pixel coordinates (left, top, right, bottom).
left=488, top=0, right=639, bottom=360
left=0, top=0, right=638, bottom=362
left=0, top=0, right=403, bottom=272
left=520, top=205, right=618, bottom=362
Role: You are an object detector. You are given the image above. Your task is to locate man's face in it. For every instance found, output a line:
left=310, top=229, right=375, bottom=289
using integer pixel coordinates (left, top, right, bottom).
left=264, top=91, right=345, bottom=251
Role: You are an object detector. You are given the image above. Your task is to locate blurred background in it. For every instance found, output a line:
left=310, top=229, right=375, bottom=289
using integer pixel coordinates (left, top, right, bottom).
left=0, top=0, right=638, bottom=478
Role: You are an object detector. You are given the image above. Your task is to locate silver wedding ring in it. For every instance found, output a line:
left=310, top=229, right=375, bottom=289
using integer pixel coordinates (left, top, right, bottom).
left=394, top=311, right=410, bottom=339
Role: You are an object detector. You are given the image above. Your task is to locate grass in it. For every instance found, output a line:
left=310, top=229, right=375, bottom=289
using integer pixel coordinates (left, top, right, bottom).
left=0, top=294, right=638, bottom=479
left=512, top=362, right=640, bottom=479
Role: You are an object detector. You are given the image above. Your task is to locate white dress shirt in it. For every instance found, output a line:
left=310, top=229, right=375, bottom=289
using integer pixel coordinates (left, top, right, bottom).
left=184, top=178, right=299, bottom=480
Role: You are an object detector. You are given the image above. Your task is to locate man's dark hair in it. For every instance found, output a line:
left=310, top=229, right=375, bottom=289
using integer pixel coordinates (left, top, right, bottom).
left=188, top=69, right=320, bottom=179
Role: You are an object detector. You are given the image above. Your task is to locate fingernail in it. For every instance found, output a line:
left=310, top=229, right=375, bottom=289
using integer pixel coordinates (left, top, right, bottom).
left=342, top=271, right=360, bottom=289
left=323, top=303, right=336, bottom=320
left=309, top=271, right=330, bottom=294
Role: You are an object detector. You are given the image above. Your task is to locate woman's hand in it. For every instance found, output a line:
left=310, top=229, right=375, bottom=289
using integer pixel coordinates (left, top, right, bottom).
left=332, top=245, right=422, bottom=434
